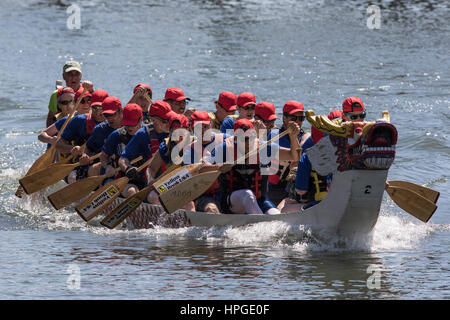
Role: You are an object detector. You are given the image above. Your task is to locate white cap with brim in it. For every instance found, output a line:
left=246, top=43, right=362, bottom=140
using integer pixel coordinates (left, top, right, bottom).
left=63, top=61, right=82, bottom=74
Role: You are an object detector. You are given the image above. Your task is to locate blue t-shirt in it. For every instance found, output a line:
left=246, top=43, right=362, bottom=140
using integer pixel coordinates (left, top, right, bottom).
left=121, top=126, right=168, bottom=161
left=220, top=116, right=236, bottom=134
left=295, top=153, right=312, bottom=191
left=61, top=114, right=92, bottom=145
left=86, top=120, right=115, bottom=154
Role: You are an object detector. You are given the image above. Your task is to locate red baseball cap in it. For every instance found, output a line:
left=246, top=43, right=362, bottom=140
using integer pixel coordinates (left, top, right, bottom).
left=101, top=96, right=122, bottom=115
left=255, top=102, right=278, bottom=121
left=237, top=92, right=256, bottom=107
left=190, top=110, right=211, bottom=125
left=57, top=86, right=75, bottom=98
left=216, top=91, right=237, bottom=111
left=233, top=118, right=254, bottom=131
left=283, top=101, right=304, bottom=115
left=169, top=113, right=190, bottom=129
left=133, top=83, right=152, bottom=98
left=122, top=104, right=143, bottom=126
left=328, top=109, right=343, bottom=120
left=75, top=89, right=92, bottom=101
left=91, top=89, right=109, bottom=107
left=342, top=97, right=364, bottom=113
left=164, top=87, right=191, bottom=101
left=149, top=100, right=175, bottom=120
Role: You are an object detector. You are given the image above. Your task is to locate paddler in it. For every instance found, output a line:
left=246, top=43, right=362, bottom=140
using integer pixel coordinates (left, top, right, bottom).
left=55, top=89, right=108, bottom=182
left=205, top=118, right=301, bottom=215
left=100, top=103, right=145, bottom=197
left=280, top=110, right=342, bottom=213
left=146, top=113, right=194, bottom=209
left=118, top=100, right=175, bottom=187
left=183, top=110, right=230, bottom=213
left=220, top=92, right=256, bottom=134
left=163, top=87, right=194, bottom=116
left=266, top=100, right=314, bottom=205
left=38, top=88, right=93, bottom=152
left=46, top=61, right=94, bottom=127
left=208, top=91, right=238, bottom=130
left=127, top=83, right=152, bottom=124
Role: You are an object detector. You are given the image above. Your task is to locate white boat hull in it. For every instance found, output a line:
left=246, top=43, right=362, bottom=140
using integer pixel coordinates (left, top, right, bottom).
left=110, top=169, right=388, bottom=238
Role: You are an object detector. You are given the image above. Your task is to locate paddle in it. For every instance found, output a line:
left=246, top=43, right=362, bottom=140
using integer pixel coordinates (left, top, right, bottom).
left=19, top=151, right=101, bottom=195
left=15, top=89, right=87, bottom=198
left=385, top=182, right=438, bottom=223
left=47, top=156, right=143, bottom=210
left=387, top=180, right=439, bottom=204
left=75, top=157, right=155, bottom=221
left=159, top=129, right=292, bottom=214
left=100, top=163, right=203, bottom=229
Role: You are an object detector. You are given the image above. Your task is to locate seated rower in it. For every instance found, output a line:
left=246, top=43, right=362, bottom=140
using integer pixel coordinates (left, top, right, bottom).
left=38, top=87, right=76, bottom=147
left=127, top=83, right=152, bottom=124
left=208, top=91, right=237, bottom=131
left=205, top=119, right=301, bottom=215
left=183, top=110, right=230, bottom=213
left=254, top=101, right=278, bottom=138
left=118, top=100, right=175, bottom=193
left=55, top=89, right=108, bottom=182
left=220, top=92, right=256, bottom=134
left=147, top=113, right=194, bottom=210
left=163, top=87, right=194, bottom=117
left=267, top=101, right=314, bottom=206
left=100, top=104, right=145, bottom=196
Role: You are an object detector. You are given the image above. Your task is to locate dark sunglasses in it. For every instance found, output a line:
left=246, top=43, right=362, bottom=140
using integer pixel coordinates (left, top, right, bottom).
left=59, top=100, right=74, bottom=105
left=104, top=111, right=120, bottom=118
left=283, top=112, right=305, bottom=122
left=91, top=105, right=102, bottom=110
left=80, top=98, right=91, bottom=104
left=345, top=112, right=366, bottom=120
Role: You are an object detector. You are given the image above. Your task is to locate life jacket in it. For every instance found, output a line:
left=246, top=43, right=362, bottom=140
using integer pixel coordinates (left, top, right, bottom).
left=268, top=129, right=310, bottom=185
left=208, top=112, right=238, bottom=131
left=219, top=138, right=267, bottom=199
left=307, top=168, right=328, bottom=202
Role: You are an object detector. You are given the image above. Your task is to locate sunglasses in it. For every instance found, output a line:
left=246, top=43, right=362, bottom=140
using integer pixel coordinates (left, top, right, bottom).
left=239, top=104, right=255, bottom=111
left=345, top=112, right=366, bottom=120
left=80, top=98, right=90, bottom=104
left=283, top=112, right=305, bottom=122
left=91, top=105, right=102, bottom=110
left=59, top=100, right=74, bottom=105
left=104, top=111, right=120, bottom=118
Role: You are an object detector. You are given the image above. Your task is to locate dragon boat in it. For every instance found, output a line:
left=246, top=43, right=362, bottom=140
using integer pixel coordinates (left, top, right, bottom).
left=101, top=110, right=399, bottom=238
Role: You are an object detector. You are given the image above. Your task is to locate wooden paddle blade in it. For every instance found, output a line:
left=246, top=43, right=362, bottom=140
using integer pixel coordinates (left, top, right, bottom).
left=387, top=180, right=440, bottom=204
left=75, top=177, right=129, bottom=221
left=385, top=185, right=437, bottom=223
left=101, top=187, right=152, bottom=229
left=47, top=175, right=106, bottom=210
left=159, top=171, right=221, bottom=214
left=15, top=147, right=57, bottom=197
left=19, top=163, right=77, bottom=195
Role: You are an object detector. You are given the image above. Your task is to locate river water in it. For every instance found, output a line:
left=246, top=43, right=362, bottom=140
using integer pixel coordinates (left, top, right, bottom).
left=0, top=0, right=449, bottom=301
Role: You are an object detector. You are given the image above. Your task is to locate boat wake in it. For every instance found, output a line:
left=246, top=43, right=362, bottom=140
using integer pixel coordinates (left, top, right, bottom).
left=5, top=185, right=447, bottom=255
